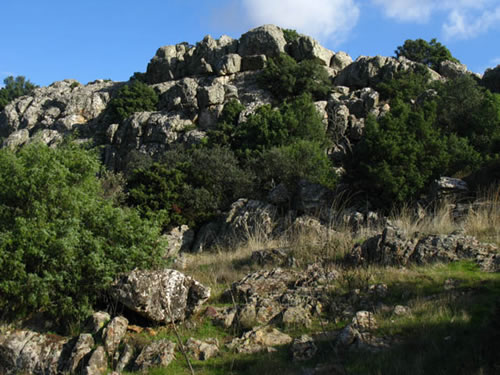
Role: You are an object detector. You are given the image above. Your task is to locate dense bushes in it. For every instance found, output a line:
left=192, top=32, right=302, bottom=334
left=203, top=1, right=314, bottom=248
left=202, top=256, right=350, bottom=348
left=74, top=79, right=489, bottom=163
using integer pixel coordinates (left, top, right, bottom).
left=213, top=93, right=328, bottom=156
left=0, top=143, right=164, bottom=329
left=346, top=67, right=500, bottom=207
left=435, top=75, right=500, bottom=155
left=108, top=80, right=159, bottom=122
left=256, top=140, right=337, bottom=191
left=127, top=145, right=254, bottom=228
left=259, top=53, right=332, bottom=100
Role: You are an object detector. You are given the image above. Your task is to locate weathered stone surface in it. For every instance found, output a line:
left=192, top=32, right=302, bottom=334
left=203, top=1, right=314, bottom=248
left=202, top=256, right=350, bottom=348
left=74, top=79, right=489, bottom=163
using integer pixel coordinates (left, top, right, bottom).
left=186, top=337, right=219, bottom=360
left=84, top=346, right=107, bottom=375
left=164, top=225, right=195, bottom=257
left=145, top=35, right=239, bottom=83
left=292, top=335, right=317, bottom=361
left=251, top=247, right=294, bottom=267
left=0, top=79, right=117, bottom=141
left=289, top=35, right=334, bottom=66
left=216, top=53, right=242, bottom=75
left=157, top=77, right=199, bottom=113
left=439, top=60, right=468, bottom=79
left=282, top=306, right=312, bottom=328
left=192, top=199, right=277, bottom=252
left=134, top=339, right=176, bottom=371
left=115, top=343, right=134, bottom=372
left=227, top=326, right=292, bottom=354
left=2, top=128, right=30, bottom=149
left=110, top=269, right=210, bottom=323
left=86, top=311, right=110, bottom=334
left=335, top=56, right=440, bottom=89
left=0, top=330, right=69, bottom=375
left=429, top=177, right=469, bottom=201
left=67, top=333, right=94, bottom=373
left=107, top=111, right=193, bottom=168
left=197, top=81, right=226, bottom=108
left=331, top=51, right=353, bottom=72
left=336, top=311, right=389, bottom=352
left=347, top=225, right=499, bottom=272
left=103, top=316, right=128, bottom=356
left=213, top=264, right=337, bottom=332
left=239, top=25, right=287, bottom=58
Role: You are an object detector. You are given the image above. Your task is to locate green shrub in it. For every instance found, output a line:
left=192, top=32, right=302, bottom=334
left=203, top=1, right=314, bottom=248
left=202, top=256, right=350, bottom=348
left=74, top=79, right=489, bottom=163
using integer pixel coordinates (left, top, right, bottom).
left=434, top=75, right=500, bottom=155
left=257, top=140, right=337, bottom=192
left=0, top=75, right=38, bottom=111
left=207, top=99, right=245, bottom=147
left=282, top=28, right=300, bottom=43
left=259, top=53, right=332, bottom=100
left=127, top=145, right=254, bottom=227
left=108, top=80, right=158, bottom=122
left=232, top=93, right=328, bottom=155
left=0, top=143, right=164, bottom=330
left=395, top=38, right=459, bottom=71
left=127, top=162, right=187, bottom=229
left=345, top=100, right=481, bottom=207
left=376, top=66, right=432, bottom=102
left=481, top=65, right=500, bottom=93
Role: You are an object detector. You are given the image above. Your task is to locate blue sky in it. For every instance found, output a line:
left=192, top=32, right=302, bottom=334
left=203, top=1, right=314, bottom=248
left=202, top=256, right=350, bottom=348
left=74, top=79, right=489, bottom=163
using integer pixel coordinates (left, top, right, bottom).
left=1, top=0, right=499, bottom=87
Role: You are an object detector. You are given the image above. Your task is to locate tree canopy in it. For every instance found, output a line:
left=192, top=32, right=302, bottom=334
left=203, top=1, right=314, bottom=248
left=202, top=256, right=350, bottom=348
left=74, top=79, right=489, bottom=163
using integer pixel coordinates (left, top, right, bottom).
left=0, top=76, right=38, bottom=111
left=395, top=38, right=459, bottom=72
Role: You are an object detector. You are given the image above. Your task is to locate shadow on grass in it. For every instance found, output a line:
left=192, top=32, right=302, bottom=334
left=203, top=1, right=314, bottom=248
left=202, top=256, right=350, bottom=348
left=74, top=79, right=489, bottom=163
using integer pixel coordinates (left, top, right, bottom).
left=343, top=274, right=500, bottom=375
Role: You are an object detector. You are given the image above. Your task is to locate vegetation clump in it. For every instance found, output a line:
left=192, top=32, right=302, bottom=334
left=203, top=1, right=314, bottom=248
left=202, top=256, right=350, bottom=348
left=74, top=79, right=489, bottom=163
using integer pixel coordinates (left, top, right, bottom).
left=259, top=53, right=332, bottom=100
left=0, top=75, right=38, bottom=111
left=108, top=80, right=158, bottom=122
left=0, top=143, right=164, bottom=329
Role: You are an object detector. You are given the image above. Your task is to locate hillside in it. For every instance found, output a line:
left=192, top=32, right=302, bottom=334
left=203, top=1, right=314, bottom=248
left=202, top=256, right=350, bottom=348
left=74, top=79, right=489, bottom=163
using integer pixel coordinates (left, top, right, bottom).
left=0, top=25, right=499, bottom=375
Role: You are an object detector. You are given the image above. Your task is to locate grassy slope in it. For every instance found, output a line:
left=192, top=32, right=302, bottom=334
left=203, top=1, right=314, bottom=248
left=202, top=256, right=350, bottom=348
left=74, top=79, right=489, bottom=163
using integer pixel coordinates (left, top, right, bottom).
left=119, top=189, right=500, bottom=374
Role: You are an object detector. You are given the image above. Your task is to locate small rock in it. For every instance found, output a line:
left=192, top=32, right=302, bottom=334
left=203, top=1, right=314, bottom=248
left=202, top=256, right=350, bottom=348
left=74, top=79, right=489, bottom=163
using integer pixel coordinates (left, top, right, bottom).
left=186, top=337, right=219, bottom=360
left=84, top=346, right=108, bottom=375
left=227, top=326, right=292, bottom=354
left=103, top=316, right=128, bottom=356
left=115, top=343, right=134, bottom=372
left=292, top=335, right=317, bottom=361
left=134, top=339, right=176, bottom=371
left=87, top=311, right=111, bottom=334
left=67, top=334, right=94, bottom=373
left=282, top=306, right=312, bottom=328
left=393, top=305, right=411, bottom=316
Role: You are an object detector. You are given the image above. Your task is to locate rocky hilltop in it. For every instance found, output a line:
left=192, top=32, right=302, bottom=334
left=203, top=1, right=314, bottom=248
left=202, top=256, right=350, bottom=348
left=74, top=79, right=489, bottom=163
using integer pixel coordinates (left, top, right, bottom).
left=0, top=24, right=468, bottom=171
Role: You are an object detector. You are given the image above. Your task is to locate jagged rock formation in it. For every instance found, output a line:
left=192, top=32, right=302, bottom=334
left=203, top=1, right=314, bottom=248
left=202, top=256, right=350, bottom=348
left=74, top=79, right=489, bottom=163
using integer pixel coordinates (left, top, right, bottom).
left=347, top=225, right=500, bottom=272
left=0, top=24, right=459, bottom=174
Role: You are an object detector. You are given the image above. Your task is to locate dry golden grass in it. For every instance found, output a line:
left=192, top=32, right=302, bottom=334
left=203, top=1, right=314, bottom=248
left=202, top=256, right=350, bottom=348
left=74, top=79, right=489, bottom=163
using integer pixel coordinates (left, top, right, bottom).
left=388, top=201, right=457, bottom=237
left=463, top=185, right=500, bottom=245
left=180, top=230, right=281, bottom=297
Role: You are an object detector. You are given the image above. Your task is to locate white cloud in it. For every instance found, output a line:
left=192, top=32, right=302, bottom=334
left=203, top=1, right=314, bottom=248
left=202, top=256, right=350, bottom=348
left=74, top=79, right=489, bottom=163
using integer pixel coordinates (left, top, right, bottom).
left=241, top=0, right=360, bottom=44
left=370, top=0, right=434, bottom=22
left=443, top=7, right=500, bottom=39
left=370, top=0, right=500, bottom=39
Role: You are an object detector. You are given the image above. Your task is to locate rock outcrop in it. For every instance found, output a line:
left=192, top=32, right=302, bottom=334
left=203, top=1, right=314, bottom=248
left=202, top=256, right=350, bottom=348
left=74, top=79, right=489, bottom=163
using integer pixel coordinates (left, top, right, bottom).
left=0, top=330, right=69, bottom=375
left=109, top=269, right=211, bottom=323
left=347, top=225, right=500, bottom=272
left=334, top=55, right=441, bottom=89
